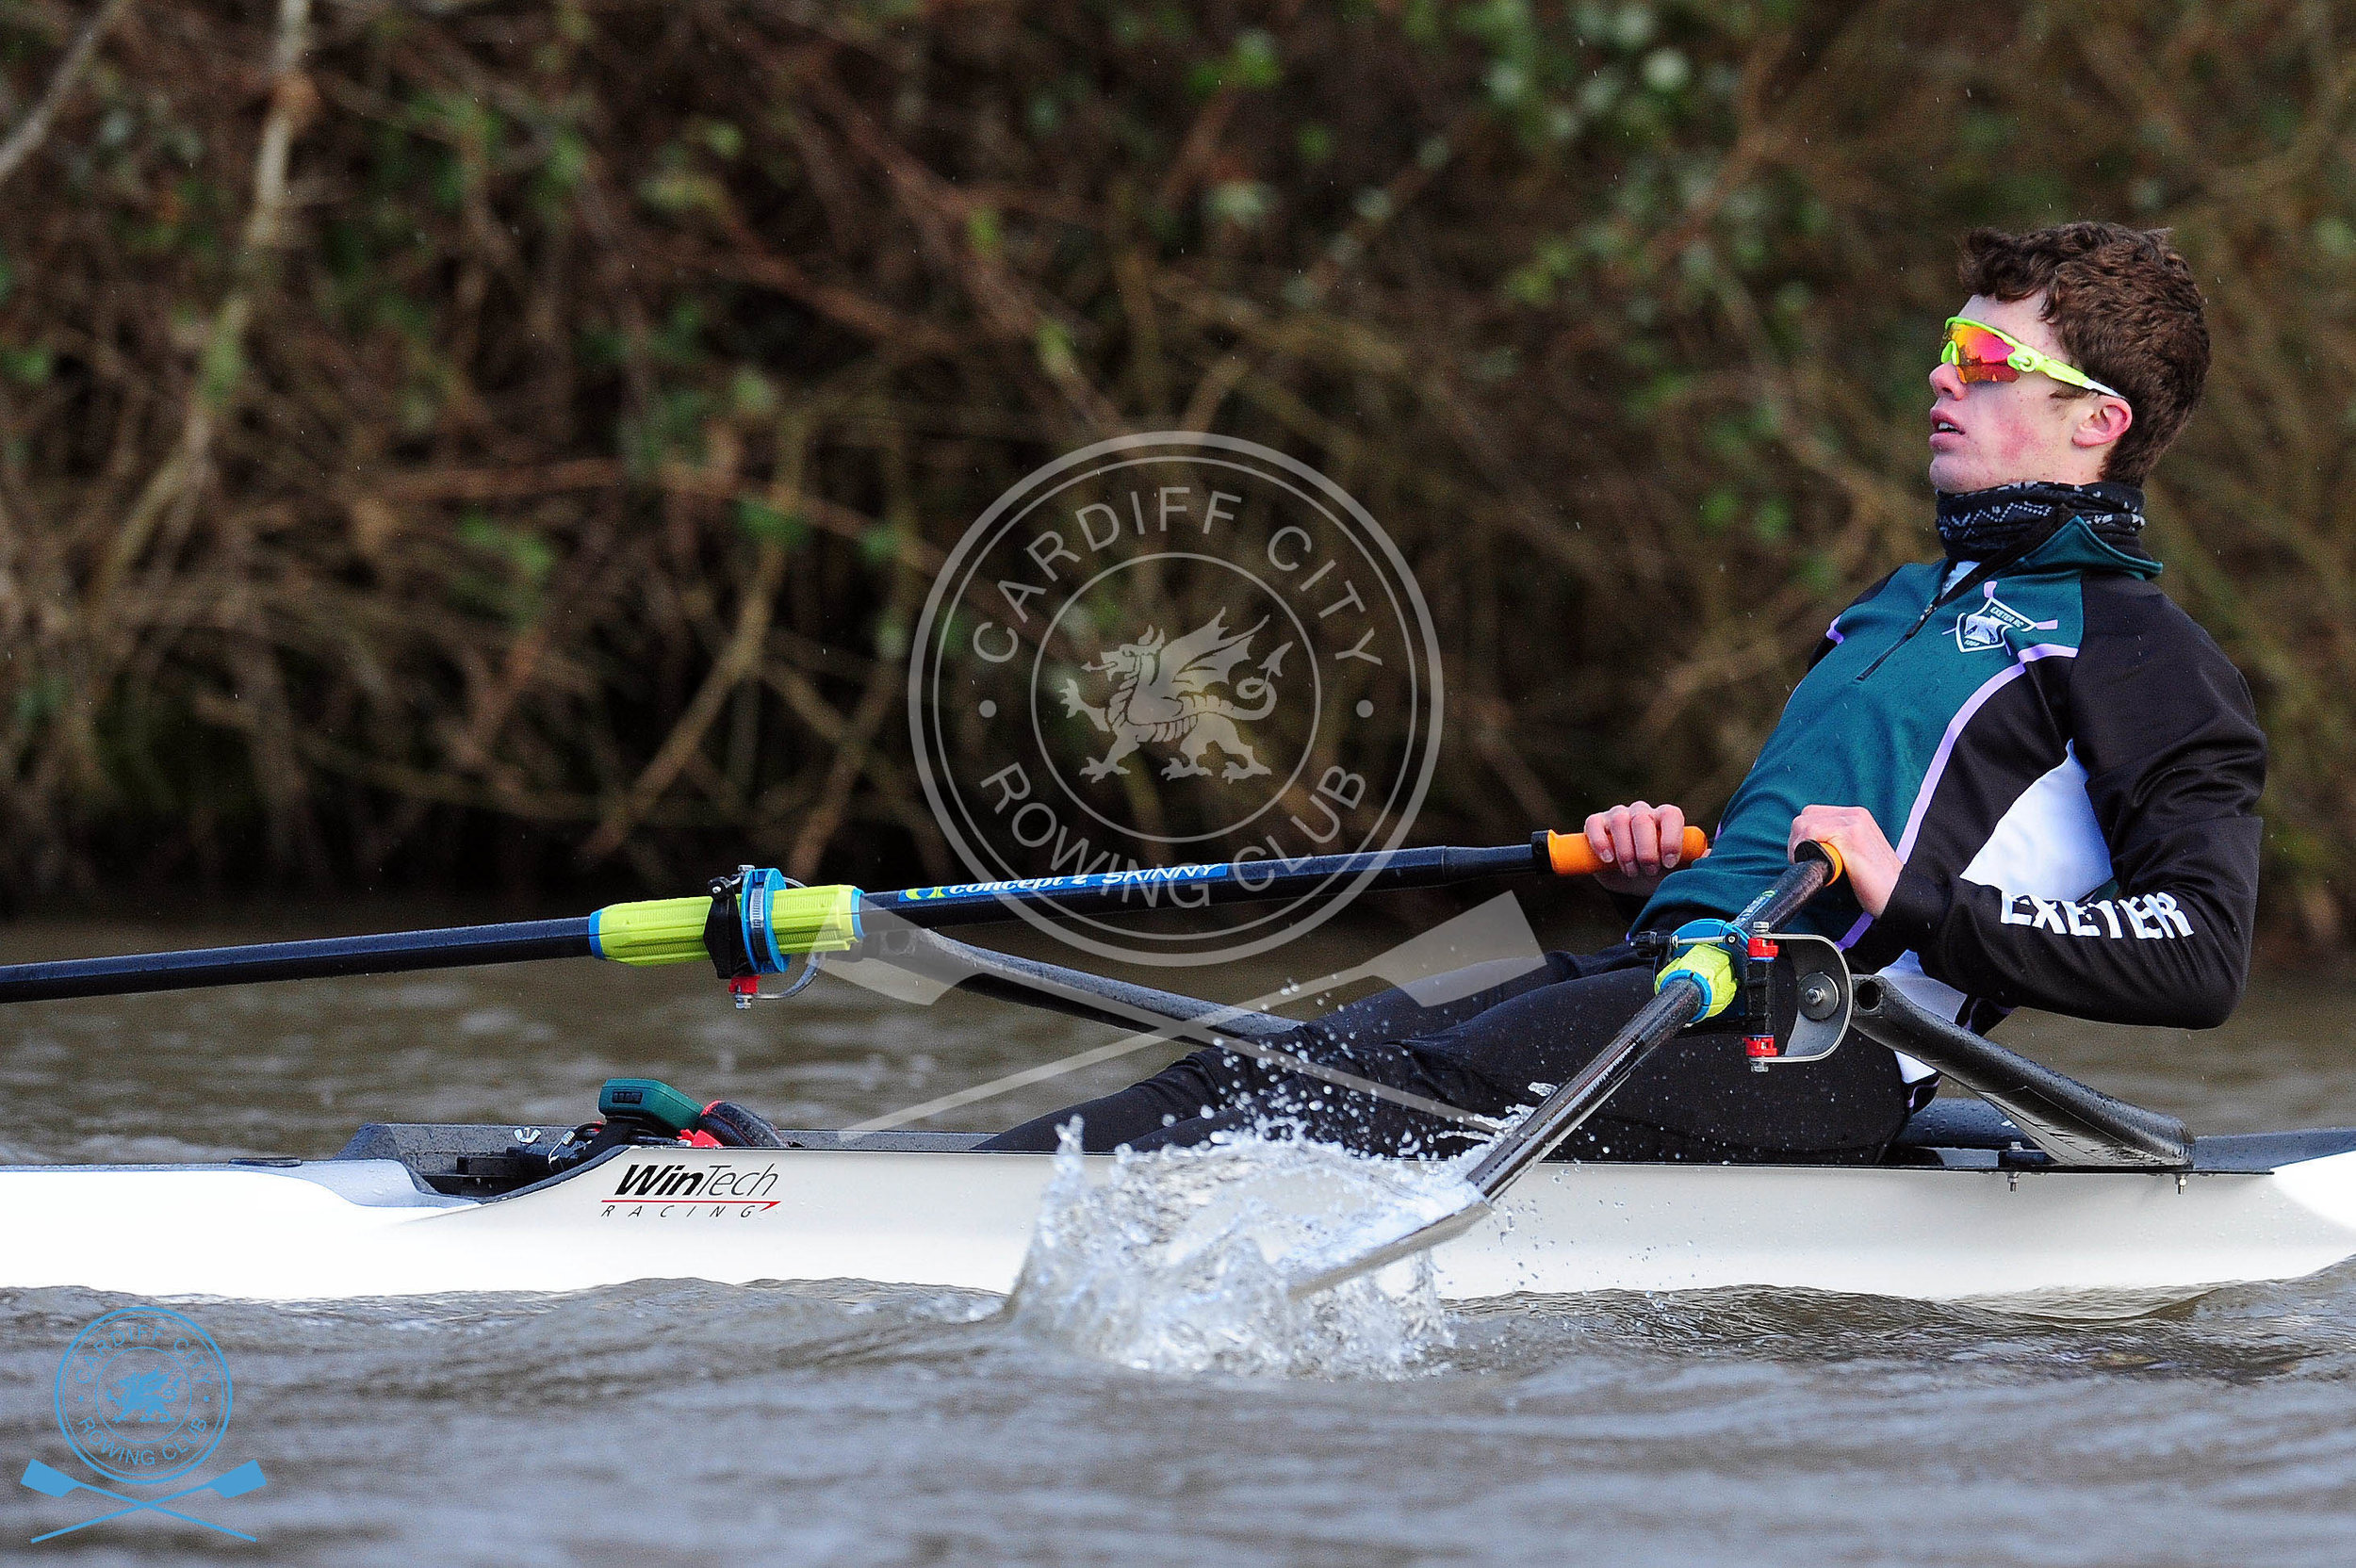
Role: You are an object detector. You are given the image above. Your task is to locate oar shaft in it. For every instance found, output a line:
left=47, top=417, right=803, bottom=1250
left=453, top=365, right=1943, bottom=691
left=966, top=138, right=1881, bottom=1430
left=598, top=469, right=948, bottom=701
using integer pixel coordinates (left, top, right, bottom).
left=1464, top=979, right=1705, bottom=1198
left=861, top=924, right=1300, bottom=1042
left=862, top=841, right=1552, bottom=929
left=0, top=918, right=594, bottom=1004
left=1734, top=850, right=1835, bottom=931
left=1848, top=975, right=2191, bottom=1168
left=1280, top=974, right=1710, bottom=1303
left=1464, top=849, right=1840, bottom=1200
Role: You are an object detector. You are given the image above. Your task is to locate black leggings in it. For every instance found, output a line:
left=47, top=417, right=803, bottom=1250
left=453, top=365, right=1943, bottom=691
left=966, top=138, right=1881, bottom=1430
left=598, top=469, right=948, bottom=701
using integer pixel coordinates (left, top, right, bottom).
left=980, top=946, right=1910, bottom=1164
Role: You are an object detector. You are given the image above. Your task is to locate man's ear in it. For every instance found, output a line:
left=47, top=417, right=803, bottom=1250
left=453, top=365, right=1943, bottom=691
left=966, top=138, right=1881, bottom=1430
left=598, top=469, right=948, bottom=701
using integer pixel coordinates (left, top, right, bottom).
left=2071, top=395, right=2133, bottom=452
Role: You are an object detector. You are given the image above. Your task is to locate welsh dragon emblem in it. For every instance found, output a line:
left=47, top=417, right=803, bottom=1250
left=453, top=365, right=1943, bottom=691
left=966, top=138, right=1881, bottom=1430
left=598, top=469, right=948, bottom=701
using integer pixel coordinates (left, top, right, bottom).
left=1060, top=612, right=1293, bottom=782
left=105, top=1369, right=182, bottom=1423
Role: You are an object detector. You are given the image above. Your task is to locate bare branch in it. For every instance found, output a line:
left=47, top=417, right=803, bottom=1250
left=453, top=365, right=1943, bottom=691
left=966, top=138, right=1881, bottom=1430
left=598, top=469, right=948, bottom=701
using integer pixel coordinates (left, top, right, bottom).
left=0, top=0, right=132, bottom=192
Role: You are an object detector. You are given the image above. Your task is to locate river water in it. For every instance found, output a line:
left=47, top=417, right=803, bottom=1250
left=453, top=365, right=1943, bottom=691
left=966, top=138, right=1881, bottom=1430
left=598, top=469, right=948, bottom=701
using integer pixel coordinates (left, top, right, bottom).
left=2, top=905, right=2353, bottom=1564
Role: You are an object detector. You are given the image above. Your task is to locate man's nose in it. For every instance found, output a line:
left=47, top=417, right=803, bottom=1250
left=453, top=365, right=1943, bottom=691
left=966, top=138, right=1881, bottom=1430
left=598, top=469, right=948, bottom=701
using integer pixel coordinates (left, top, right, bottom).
left=1928, top=360, right=1968, bottom=400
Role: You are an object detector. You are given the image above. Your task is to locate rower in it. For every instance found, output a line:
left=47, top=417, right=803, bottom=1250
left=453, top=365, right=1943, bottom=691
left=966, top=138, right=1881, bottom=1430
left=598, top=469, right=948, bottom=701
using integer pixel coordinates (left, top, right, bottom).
left=984, top=221, right=2263, bottom=1164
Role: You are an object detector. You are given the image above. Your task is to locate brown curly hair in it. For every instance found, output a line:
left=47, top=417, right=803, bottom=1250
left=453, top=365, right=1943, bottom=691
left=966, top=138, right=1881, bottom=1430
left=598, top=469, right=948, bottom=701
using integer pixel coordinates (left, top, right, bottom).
left=1959, top=223, right=2210, bottom=484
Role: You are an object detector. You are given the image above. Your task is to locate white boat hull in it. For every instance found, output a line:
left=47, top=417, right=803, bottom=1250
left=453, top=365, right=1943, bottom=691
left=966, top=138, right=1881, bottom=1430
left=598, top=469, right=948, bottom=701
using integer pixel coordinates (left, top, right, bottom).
left=11, top=1140, right=2356, bottom=1304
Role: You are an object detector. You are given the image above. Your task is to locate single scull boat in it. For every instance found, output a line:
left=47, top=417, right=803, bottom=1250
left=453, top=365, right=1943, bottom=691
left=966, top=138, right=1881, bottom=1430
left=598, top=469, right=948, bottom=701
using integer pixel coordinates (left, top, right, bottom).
left=7, top=1101, right=2356, bottom=1303
left=7, top=833, right=2348, bottom=1306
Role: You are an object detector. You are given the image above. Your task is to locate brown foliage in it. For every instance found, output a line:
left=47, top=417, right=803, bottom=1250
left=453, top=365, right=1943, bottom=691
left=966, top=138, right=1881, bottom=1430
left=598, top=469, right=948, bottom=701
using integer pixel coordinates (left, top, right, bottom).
left=0, top=1, right=2349, bottom=942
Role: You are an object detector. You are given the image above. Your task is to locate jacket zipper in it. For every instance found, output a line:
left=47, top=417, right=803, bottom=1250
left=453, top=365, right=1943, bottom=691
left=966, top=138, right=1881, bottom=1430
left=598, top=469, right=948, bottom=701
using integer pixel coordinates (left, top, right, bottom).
left=1853, top=560, right=2004, bottom=682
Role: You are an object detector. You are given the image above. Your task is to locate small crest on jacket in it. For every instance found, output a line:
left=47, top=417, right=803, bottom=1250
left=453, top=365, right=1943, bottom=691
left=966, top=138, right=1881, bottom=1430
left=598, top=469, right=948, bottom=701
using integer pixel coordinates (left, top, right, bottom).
left=1954, top=582, right=2059, bottom=653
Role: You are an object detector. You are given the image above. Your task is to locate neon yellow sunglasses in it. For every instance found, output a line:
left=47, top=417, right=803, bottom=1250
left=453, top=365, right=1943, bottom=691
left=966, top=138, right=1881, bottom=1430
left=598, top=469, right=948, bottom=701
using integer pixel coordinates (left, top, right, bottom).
left=1941, top=317, right=2128, bottom=402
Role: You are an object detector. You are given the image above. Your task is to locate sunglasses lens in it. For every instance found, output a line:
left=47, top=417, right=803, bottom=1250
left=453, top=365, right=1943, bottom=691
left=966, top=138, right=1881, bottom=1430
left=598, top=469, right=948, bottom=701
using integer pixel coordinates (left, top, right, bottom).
left=1945, top=324, right=2019, bottom=384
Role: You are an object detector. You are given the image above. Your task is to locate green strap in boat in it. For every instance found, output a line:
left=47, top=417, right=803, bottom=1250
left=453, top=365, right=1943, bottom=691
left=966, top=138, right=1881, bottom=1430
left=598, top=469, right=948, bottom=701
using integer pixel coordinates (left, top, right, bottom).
left=598, top=1077, right=704, bottom=1135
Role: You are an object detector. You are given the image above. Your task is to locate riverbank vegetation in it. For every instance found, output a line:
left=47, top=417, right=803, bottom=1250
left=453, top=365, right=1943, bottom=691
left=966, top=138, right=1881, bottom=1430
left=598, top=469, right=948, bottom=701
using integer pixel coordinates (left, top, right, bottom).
left=1, top=1, right=2348, bottom=943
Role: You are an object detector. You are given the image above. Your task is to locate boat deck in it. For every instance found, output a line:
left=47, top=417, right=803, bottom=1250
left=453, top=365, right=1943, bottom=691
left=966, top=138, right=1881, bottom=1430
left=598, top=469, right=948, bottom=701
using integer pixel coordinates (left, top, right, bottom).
left=291, top=1101, right=2356, bottom=1204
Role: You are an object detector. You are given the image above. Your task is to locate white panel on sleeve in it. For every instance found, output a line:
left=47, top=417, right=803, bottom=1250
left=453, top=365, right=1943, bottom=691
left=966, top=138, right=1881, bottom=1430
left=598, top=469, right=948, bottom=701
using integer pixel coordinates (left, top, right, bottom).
left=1878, top=745, right=2111, bottom=1081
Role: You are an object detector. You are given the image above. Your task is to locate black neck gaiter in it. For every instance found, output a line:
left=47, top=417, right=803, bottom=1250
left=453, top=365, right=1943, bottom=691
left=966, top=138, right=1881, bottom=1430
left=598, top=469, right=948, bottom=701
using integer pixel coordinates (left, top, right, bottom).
left=1934, top=481, right=2150, bottom=565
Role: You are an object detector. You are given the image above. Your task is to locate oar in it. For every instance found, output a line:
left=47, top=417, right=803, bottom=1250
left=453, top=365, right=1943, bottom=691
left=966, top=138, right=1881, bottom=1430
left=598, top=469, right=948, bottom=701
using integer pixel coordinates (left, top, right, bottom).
left=839, top=885, right=1555, bottom=1130
left=850, top=830, right=1702, bottom=931
left=0, top=827, right=1705, bottom=1006
left=1283, top=842, right=1842, bottom=1300
left=1846, top=975, right=2191, bottom=1168
left=843, top=914, right=1510, bottom=1135
left=840, top=890, right=1552, bottom=1135
left=22, top=1458, right=266, bottom=1543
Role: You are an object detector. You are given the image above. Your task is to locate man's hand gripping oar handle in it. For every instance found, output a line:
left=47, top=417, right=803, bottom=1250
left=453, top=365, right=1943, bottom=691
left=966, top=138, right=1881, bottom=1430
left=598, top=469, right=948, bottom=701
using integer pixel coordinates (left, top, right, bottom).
left=1284, top=841, right=1841, bottom=1301
left=1536, top=826, right=1710, bottom=878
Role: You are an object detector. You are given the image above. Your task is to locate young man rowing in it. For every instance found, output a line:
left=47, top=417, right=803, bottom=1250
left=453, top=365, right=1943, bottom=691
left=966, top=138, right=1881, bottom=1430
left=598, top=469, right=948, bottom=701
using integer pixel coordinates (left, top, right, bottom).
left=984, top=222, right=2266, bottom=1165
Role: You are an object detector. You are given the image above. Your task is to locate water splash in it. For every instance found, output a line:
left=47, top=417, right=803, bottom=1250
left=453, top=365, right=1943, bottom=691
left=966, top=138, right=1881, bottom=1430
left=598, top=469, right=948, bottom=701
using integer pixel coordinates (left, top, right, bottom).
left=1005, top=1124, right=1475, bottom=1378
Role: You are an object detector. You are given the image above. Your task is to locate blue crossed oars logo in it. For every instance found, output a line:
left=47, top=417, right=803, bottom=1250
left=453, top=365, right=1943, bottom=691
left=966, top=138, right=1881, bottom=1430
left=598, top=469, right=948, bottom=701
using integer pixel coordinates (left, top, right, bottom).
left=22, top=1458, right=269, bottom=1543
left=37, top=1305, right=269, bottom=1544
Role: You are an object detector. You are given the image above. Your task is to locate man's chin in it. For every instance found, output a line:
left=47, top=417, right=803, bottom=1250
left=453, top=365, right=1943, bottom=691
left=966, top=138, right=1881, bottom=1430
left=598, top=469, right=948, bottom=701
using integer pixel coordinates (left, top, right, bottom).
left=1927, top=455, right=1990, bottom=494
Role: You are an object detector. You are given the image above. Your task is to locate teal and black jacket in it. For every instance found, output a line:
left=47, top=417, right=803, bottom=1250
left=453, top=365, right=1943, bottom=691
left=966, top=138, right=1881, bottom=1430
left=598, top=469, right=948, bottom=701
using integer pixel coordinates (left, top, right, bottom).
left=1637, top=515, right=2266, bottom=1031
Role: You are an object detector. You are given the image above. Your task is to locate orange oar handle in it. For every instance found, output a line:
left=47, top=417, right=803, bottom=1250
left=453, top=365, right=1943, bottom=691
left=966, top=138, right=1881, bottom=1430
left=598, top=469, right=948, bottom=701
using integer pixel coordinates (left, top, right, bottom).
left=1540, top=825, right=1710, bottom=877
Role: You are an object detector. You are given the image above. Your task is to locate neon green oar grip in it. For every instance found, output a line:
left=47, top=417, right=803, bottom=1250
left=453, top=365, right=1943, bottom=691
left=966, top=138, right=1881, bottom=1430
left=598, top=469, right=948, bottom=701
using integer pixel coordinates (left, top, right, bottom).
left=589, top=896, right=712, bottom=967
left=758, top=883, right=862, bottom=956
left=589, top=885, right=865, bottom=967
left=592, top=884, right=862, bottom=968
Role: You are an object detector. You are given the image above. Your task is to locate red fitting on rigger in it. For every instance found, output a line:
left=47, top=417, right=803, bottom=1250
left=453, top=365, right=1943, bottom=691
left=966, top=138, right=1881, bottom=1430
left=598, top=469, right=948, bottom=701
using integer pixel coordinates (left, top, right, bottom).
left=1743, top=1034, right=1778, bottom=1058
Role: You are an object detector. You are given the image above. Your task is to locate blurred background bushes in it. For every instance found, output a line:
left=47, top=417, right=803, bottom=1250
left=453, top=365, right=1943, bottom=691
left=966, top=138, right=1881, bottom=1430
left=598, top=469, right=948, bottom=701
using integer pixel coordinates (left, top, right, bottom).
left=0, top=0, right=2348, bottom=944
